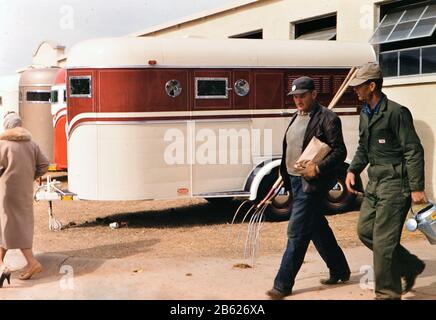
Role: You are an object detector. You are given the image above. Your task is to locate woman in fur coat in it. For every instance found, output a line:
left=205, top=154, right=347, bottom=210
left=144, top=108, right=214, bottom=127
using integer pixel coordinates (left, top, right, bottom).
left=0, top=112, right=49, bottom=286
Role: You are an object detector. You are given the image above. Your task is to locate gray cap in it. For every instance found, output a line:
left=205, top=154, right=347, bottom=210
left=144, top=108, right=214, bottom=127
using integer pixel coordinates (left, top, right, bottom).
left=349, top=62, right=383, bottom=87
left=287, top=76, right=315, bottom=95
left=3, top=112, right=22, bottom=130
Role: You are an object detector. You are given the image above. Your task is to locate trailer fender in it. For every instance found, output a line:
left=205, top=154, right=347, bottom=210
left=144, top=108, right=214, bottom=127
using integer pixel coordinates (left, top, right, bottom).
left=244, top=159, right=282, bottom=201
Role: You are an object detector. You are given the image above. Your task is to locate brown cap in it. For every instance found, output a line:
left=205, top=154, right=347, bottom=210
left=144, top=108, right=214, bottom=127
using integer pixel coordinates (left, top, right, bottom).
left=349, top=62, right=383, bottom=87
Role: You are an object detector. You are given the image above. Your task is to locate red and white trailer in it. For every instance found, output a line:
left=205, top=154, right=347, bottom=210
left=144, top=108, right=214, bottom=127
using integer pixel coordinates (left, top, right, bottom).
left=38, top=37, right=375, bottom=221
left=50, top=68, right=68, bottom=171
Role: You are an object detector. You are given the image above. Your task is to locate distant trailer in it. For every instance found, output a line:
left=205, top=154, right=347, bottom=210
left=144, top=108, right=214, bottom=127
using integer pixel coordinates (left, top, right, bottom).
left=50, top=68, right=68, bottom=171
left=19, top=68, right=59, bottom=162
left=0, top=74, right=20, bottom=132
left=58, top=37, right=375, bottom=220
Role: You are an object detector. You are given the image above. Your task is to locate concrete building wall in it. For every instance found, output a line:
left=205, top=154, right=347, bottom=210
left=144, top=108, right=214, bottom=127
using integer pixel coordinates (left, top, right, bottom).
left=137, top=0, right=382, bottom=41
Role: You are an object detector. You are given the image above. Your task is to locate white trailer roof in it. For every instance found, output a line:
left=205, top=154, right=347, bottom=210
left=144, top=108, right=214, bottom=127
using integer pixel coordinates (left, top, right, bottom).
left=67, top=37, right=376, bottom=69
left=19, top=68, right=60, bottom=87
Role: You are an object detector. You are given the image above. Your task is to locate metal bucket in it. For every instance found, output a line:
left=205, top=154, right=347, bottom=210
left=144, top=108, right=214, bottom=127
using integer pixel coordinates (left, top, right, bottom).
left=406, top=202, right=436, bottom=245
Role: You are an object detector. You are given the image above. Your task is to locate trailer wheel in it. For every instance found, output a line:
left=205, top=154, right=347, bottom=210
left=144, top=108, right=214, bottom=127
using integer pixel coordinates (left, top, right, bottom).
left=257, top=170, right=292, bottom=222
left=324, top=171, right=358, bottom=215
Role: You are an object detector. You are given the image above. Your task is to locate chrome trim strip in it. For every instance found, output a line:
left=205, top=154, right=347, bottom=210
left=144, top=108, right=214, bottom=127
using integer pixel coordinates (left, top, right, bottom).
left=67, top=65, right=356, bottom=70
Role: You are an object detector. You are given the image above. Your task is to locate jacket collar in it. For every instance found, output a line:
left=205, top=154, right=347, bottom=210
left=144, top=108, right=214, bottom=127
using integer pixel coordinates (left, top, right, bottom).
left=309, top=101, right=321, bottom=117
left=0, top=127, right=32, bottom=141
left=367, top=95, right=388, bottom=129
left=304, top=101, right=322, bottom=144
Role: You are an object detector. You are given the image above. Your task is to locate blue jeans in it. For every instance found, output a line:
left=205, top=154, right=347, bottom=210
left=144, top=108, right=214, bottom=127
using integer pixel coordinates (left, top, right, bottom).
left=273, top=176, right=350, bottom=293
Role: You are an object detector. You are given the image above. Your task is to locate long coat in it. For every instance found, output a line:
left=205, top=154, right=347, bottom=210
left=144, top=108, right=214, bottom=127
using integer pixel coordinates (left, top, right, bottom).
left=0, top=127, right=49, bottom=249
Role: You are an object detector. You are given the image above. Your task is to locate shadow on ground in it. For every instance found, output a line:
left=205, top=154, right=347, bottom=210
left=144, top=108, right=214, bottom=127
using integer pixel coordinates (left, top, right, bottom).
left=64, top=199, right=356, bottom=230
left=66, top=200, right=249, bottom=229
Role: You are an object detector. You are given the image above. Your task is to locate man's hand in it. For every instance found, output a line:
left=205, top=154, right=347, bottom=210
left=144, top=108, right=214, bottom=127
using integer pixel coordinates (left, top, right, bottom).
left=345, top=171, right=359, bottom=195
left=293, top=160, right=307, bottom=172
left=411, top=191, right=428, bottom=204
left=295, top=160, right=319, bottom=181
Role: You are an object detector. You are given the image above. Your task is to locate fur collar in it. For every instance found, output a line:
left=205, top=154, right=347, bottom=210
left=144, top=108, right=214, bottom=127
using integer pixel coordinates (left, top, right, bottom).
left=0, top=127, right=32, bottom=141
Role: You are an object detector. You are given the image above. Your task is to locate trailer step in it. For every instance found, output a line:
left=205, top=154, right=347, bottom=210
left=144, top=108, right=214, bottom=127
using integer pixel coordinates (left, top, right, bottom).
left=194, top=191, right=250, bottom=198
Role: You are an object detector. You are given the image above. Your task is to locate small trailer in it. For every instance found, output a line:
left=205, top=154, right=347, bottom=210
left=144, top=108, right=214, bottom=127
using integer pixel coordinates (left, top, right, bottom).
left=50, top=68, right=68, bottom=171
left=19, top=67, right=60, bottom=162
left=37, top=37, right=375, bottom=222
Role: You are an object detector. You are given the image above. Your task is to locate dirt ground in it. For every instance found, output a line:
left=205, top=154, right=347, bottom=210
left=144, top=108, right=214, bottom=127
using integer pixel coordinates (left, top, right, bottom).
left=0, top=173, right=431, bottom=300
left=32, top=173, right=425, bottom=261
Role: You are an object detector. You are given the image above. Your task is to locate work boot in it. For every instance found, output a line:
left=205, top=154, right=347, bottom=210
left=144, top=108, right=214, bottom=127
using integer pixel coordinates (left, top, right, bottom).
left=402, top=261, right=426, bottom=294
left=320, top=273, right=350, bottom=285
left=265, top=288, right=292, bottom=300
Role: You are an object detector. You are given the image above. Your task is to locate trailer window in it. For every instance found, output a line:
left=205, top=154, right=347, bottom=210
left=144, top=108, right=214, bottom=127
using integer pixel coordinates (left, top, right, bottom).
left=70, top=76, right=92, bottom=97
left=195, top=78, right=228, bottom=99
left=63, top=89, right=67, bottom=102
left=51, top=90, right=59, bottom=103
left=26, top=91, right=51, bottom=103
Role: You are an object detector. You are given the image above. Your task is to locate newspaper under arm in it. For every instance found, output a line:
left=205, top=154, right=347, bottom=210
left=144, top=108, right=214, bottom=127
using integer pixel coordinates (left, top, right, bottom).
left=293, top=137, right=332, bottom=173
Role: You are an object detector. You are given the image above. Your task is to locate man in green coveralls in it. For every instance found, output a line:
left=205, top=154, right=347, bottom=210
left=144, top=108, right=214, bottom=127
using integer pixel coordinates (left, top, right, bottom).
left=345, top=62, right=427, bottom=300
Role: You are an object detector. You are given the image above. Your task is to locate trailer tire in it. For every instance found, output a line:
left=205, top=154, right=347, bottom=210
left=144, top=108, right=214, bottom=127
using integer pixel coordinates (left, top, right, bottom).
left=324, top=171, right=358, bottom=215
left=256, top=170, right=292, bottom=222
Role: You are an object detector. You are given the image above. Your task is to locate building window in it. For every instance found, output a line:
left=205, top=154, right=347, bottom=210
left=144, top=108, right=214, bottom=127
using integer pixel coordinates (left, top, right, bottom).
left=422, top=46, right=436, bottom=72
left=380, top=44, right=436, bottom=77
left=229, top=29, right=263, bottom=39
left=69, top=76, right=92, bottom=97
left=373, top=1, right=436, bottom=77
left=26, top=91, right=51, bottom=103
left=195, top=78, right=229, bottom=99
left=292, top=14, right=337, bottom=40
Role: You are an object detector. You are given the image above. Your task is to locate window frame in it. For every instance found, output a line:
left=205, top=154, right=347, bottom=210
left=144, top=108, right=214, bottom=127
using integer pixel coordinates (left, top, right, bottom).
left=194, top=77, right=229, bottom=100
left=25, top=90, right=52, bottom=104
left=370, top=3, right=436, bottom=45
left=379, top=42, right=436, bottom=77
left=291, top=12, right=337, bottom=41
left=51, top=90, right=59, bottom=103
left=69, top=76, right=92, bottom=98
